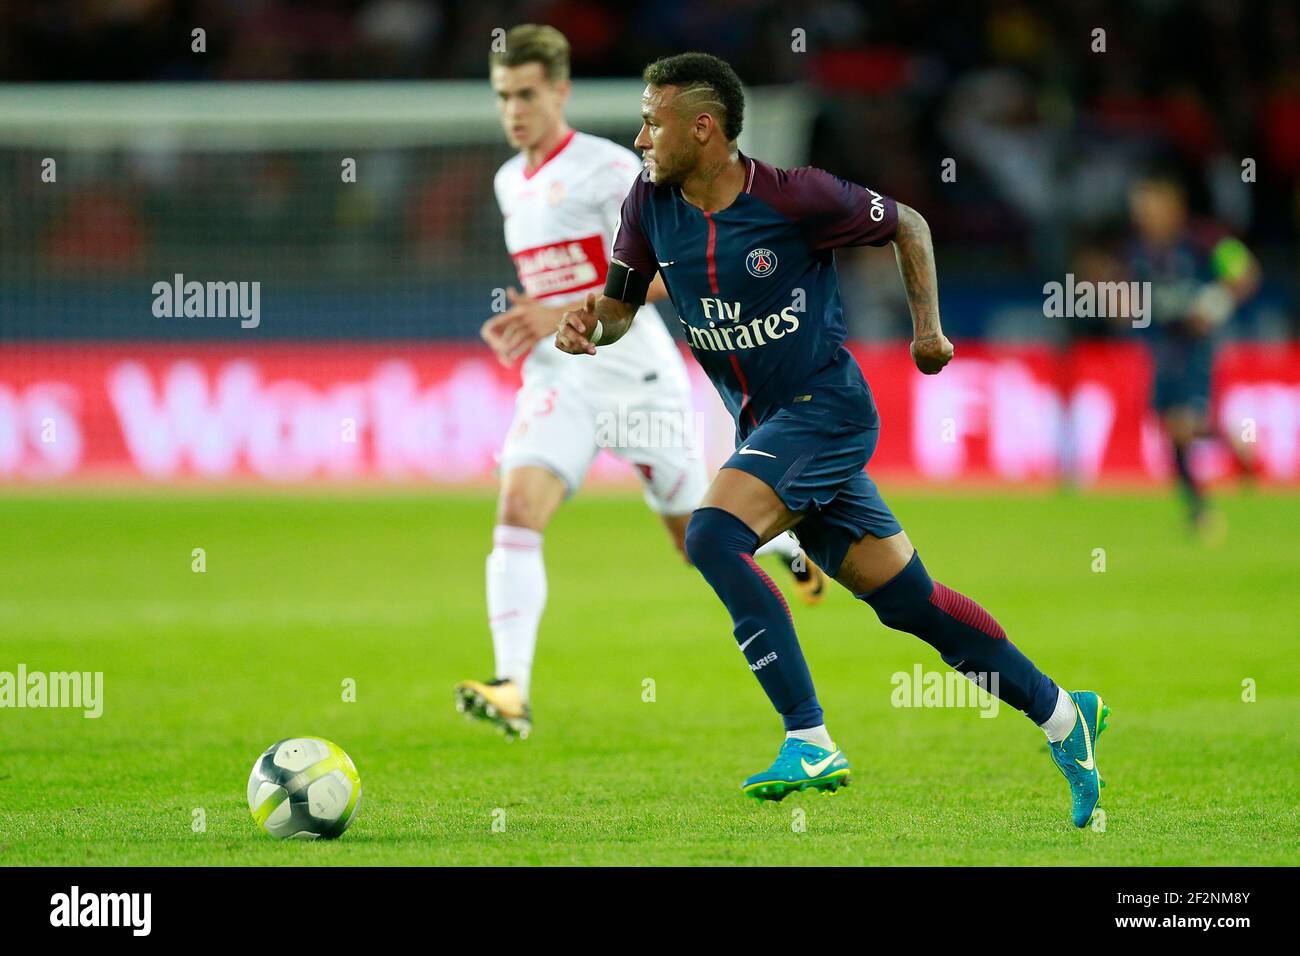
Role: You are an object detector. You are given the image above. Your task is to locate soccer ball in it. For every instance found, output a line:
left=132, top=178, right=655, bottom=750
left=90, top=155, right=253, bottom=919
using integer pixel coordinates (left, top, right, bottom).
left=246, top=737, right=362, bottom=839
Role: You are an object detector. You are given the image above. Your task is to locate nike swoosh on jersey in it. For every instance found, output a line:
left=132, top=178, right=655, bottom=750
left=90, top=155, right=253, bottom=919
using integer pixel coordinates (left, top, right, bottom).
left=738, top=447, right=776, bottom=458
left=738, top=629, right=766, bottom=652
left=657, top=260, right=675, bottom=267
left=1075, top=702, right=1095, bottom=770
left=800, top=751, right=841, bottom=777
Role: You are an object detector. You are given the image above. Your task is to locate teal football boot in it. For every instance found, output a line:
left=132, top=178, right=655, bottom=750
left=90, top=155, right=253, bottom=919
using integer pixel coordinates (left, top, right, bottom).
left=1048, top=690, right=1110, bottom=827
left=742, top=738, right=851, bottom=800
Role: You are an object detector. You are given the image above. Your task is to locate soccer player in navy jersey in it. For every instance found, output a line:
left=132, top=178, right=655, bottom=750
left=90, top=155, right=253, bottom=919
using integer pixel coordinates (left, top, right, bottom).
left=1126, top=168, right=1260, bottom=537
left=556, top=53, right=1109, bottom=827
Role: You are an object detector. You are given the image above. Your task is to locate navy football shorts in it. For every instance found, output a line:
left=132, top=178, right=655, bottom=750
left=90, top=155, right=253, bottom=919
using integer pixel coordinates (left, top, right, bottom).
left=1151, top=337, right=1213, bottom=414
left=721, top=406, right=902, bottom=577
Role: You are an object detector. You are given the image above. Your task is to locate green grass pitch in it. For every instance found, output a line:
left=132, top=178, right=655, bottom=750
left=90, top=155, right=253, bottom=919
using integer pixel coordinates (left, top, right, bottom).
left=0, top=486, right=1296, bottom=865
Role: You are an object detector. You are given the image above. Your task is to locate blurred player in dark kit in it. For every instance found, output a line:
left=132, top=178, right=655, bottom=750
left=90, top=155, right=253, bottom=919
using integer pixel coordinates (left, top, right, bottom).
left=1126, top=169, right=1261, bottom=535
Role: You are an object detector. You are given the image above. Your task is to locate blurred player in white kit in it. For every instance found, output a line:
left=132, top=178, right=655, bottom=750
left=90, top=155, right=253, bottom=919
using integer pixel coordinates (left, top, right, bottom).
left=455, top=24, right=822, bottom=739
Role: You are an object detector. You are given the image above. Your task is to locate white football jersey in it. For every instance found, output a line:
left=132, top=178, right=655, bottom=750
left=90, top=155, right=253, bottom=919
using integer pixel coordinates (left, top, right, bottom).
left=493, top=130, right=689, bottom=395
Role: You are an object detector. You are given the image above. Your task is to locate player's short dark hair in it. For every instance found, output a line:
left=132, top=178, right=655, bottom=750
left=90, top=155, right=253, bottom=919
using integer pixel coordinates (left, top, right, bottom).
left=1132, top=160, right=1188, bottom=194
left=642, top=52, right=745, bottom=142
left=489, top=24, right=570, bottom=84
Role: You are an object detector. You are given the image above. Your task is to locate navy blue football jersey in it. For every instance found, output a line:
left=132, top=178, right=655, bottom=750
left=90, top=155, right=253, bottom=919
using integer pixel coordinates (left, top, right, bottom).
left=1127, top=221, right=1230, bottom=335
left=612, top=153, right=898, bottom=439
left=1127, top=221, right=1233, bottom=412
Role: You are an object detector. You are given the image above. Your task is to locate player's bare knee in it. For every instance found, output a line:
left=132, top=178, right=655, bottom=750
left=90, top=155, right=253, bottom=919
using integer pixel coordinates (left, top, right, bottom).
left=497, top=471, right=563, bottom=531
left=496, top=491, right=544, bottom=530
left=834, top=531, right=914, bottom=595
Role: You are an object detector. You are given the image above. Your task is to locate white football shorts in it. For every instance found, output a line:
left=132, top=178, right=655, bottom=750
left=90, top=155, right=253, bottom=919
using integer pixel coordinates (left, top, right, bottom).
left=498, top=377, right=709, bottom=516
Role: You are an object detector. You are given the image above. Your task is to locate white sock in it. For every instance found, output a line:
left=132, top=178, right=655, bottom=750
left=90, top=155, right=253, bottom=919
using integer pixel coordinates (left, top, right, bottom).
left=755, top=531, right=800, bottom=563
left=786, top=724, right=835, bottom=751
left=485, top=525, right=546, bottom=701
left=1038, top=687, right=1077, bottom=742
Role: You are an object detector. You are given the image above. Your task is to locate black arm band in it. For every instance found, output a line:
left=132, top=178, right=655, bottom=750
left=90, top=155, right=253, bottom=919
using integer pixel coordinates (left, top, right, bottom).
left=604, top=260, right=651, bottom=306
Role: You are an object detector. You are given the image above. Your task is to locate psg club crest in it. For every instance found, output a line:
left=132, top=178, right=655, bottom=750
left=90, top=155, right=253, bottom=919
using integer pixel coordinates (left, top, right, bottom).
left=745, top=247, right=777, bottom=278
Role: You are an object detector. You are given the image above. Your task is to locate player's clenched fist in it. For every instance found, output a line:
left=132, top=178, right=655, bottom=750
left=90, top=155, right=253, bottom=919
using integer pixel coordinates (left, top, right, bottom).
left=555, top=291, right=599, bottom=356
left=910, top=332, right=954, bottom=374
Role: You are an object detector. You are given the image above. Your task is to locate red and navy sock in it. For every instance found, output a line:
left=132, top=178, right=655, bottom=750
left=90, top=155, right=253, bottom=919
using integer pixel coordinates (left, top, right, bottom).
left=684, top=507, right=823, bottom=730
left=858, top=551, right=1059, bottom=724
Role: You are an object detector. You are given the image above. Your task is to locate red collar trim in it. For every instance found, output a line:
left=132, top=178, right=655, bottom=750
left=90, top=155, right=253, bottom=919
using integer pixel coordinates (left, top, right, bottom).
left=523, top=129, right=576, bottom=180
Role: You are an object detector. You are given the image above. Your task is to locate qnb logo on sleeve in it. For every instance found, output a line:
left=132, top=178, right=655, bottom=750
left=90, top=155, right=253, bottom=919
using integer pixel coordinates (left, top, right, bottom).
left=50, top=886, right=152, bottom=936
left=687, top=296, right=801, bottom=352
left=867, top=187, right=885, bottom=222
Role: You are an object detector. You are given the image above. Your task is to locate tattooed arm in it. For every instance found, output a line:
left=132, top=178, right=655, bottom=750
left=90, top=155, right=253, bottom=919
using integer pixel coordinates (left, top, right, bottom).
left=892, top=203, right=953, bottom=374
